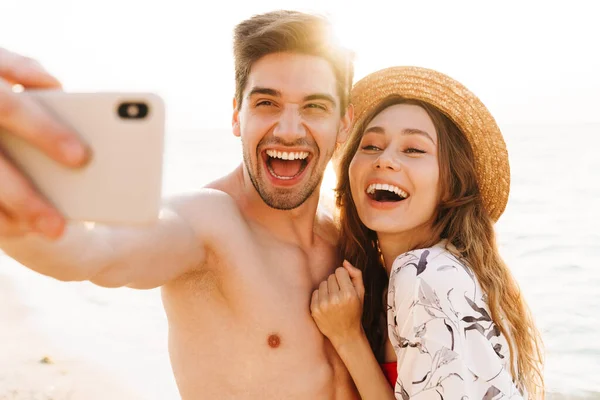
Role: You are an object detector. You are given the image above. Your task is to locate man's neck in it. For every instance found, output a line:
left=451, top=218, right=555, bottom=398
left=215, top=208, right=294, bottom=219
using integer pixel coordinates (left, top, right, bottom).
left=235, top=165, right=322, bottom=248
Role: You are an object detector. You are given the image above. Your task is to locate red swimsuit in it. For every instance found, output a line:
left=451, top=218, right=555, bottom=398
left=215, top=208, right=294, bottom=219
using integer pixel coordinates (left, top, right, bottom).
left=380, top=361, right=397, bottom=387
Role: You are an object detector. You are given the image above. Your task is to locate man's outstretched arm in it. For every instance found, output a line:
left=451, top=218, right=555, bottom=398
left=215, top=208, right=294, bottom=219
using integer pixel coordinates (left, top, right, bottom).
left=0, top=194, right=209, bottom=289
left=0, top=48, right=234, bottom=289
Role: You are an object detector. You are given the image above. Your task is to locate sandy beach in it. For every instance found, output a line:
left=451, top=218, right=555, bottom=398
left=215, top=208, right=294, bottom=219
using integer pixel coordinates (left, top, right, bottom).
left=0, top=274, right=142, bottom=400
left=0, top=250, right=179, bottom=400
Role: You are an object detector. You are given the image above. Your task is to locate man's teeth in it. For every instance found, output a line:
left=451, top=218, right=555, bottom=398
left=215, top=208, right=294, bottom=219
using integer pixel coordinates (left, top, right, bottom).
left=366, top=183, right=408, bottom=198
left=266, top=150, right=309, bottom=160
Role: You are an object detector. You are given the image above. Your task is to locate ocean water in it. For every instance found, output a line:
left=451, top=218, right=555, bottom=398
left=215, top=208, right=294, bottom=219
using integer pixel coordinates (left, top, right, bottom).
left=494, top=124, right=600, bottom=397
left=1, top=123, right=599, bottom=398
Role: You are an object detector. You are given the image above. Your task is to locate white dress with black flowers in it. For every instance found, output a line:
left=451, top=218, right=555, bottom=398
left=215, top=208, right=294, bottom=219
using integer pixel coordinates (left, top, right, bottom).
left=387, top=240, right=525, bottom=399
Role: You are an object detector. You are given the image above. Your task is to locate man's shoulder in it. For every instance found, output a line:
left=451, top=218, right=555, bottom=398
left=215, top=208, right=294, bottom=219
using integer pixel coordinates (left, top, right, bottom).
left=167, top=188, right=239, bottom=214
left=165, top=188, right=248, bottom=238
left=314, top=191, right=340, bottom=246
left=315, top=211, right=339, bottom=249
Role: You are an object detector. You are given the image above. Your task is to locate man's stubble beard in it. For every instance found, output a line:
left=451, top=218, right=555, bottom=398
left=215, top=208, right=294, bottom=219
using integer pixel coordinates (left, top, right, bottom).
left=242, top=146, right=327, bottom=211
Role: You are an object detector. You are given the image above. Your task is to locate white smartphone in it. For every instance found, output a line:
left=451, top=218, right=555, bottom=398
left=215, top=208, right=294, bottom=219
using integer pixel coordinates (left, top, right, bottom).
left=0, top=91, right=165, bottom=226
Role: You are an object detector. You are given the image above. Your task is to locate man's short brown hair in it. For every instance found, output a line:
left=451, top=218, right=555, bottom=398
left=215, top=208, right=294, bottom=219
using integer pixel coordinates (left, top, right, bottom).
left=233, top=10, right=354, bottom=114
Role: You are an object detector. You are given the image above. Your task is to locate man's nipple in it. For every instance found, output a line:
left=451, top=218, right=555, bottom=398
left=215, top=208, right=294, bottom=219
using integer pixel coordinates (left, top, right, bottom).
left=267, top=333, right=281, bottom=349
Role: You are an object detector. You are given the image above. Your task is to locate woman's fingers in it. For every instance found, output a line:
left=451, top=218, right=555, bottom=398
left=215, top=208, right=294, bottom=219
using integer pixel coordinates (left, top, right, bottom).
left=343, top=260, right=365, bottom=302
left=327, top=273, right=340, bottom=295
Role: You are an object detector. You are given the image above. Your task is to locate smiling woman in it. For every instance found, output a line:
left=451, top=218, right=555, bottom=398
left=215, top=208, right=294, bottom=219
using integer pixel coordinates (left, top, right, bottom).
left=312, top=66, right=545, bottom=399
left=351, top=102, right=440, bottom=232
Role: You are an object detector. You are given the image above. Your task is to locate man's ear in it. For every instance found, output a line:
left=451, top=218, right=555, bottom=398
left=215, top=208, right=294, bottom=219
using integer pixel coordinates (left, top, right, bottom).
left=337, top=103, right=354, bottom=145
left=232, top=97, right=241, bottom=137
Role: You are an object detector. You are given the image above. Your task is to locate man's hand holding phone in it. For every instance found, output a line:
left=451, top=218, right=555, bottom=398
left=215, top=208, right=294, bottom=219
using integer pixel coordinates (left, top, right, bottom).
left=0, top=47, right=89, bottom=239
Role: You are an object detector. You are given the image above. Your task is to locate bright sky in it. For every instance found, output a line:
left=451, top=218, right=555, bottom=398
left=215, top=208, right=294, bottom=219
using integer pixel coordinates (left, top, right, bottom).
left=2, top=0, right=599, bottom=129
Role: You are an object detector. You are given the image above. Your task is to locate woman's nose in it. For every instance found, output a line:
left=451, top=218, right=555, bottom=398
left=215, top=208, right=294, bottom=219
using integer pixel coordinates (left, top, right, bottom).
left=373, top=150, right=401, bottom=171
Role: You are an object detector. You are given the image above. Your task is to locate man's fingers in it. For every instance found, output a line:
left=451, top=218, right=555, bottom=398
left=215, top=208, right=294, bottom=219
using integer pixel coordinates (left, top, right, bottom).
left=0, top=209, right=18, bottom=236
left=0, top=48, right=61, bottom=89
left=0, top=47, right=89, bottom=167
left=0, top=209, right=28, bottom=237
left=0, top=152, right=65, bottom=237
left=0, top=48, right=82, bottom=234
left=0, top=82, right=88, bottom=167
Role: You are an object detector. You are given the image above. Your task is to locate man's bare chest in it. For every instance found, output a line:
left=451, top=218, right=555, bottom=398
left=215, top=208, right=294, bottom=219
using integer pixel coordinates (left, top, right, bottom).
left=213, top=235, right=336, bottom=339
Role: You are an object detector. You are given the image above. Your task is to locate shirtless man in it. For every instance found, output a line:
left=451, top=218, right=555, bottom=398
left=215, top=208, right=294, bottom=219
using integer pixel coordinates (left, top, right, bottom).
left=0, top=10, right=359, bottom=400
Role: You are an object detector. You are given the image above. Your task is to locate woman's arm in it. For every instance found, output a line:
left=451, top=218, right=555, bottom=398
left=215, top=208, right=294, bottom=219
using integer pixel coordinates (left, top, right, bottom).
left=310, top=261, right=395, bottom=400
left=333, top=331, right=395, bottom=400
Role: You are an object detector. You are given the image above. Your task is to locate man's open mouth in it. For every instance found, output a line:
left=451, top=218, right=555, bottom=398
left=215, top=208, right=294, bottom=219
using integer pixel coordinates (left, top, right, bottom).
left=264, top=149, right=310, bottom=180
left=366, top=183, right=409, bottom=202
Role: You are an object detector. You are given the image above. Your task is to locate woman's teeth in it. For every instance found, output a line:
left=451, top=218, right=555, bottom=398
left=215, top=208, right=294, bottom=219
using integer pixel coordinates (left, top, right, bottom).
left=366, top=183, right=408, bottom=199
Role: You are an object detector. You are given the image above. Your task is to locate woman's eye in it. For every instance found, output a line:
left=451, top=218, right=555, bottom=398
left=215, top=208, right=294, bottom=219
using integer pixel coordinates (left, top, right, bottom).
left=361, top=145, right=381, bottom=151
left=405, top=147, right=425, bottom=154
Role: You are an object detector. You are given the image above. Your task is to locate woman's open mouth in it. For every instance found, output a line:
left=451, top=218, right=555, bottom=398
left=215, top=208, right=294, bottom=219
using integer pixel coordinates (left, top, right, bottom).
left=264, top=149, right=311, bottom=180
left=365, top=183, right=409, bottom=202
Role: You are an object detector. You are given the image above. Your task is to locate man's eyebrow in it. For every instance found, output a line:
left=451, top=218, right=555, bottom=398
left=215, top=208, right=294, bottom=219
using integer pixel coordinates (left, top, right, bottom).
left=304, top=93, right=336, bottom=106
left=247, top=88, right=336, bottom=106
left=247, top=87, right=281, bottom=98
left=363, top=126, right=436, bottom=143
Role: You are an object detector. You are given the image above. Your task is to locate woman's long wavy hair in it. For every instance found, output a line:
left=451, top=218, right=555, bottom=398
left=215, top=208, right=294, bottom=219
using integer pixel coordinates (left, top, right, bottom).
left=334, top=96, right=544, bottom=397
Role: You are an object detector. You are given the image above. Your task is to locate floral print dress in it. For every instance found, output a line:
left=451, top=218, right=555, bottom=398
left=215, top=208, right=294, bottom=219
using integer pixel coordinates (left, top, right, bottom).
left=387, top=240, right=525, bottom=399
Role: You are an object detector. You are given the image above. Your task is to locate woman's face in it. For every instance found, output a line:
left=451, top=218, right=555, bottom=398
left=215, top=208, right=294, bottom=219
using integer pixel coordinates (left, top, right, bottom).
left=349, top=103, right=440, bottom=238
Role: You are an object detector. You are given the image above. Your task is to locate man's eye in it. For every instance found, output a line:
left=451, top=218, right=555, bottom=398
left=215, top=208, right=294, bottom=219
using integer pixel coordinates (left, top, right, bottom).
left=305, top=103, right=327, bottom=111
left=256, top=100, right=274, bottom=107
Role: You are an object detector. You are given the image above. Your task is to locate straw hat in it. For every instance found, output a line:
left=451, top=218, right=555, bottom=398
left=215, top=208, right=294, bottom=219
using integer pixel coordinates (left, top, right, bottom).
left=350, top=66, right=509, bottom=222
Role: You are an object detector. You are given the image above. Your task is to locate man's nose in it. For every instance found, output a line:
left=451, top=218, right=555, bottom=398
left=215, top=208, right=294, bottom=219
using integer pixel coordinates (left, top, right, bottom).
left=273, top=105, right=306, bottom=142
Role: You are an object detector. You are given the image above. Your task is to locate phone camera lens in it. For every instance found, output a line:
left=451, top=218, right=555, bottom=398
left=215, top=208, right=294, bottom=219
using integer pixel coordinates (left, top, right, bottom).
left=118, top=102, right=149, bottom=119
left=126, top=104, right=140, bottom=117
